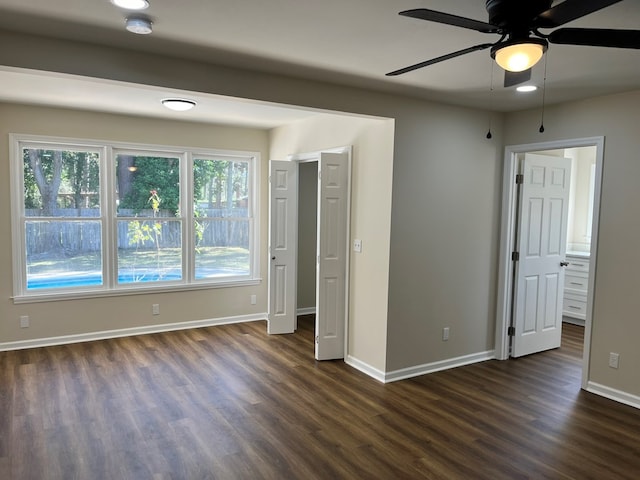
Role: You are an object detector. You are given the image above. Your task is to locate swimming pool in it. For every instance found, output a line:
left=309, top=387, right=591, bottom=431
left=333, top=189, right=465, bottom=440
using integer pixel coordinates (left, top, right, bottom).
left=26, top=270, right=184, bottom=289
left=26, top=266, right=248, bottom=290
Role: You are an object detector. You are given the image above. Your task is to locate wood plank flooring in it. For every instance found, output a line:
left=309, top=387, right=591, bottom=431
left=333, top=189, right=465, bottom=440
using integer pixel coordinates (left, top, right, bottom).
left=1, top=318, right=639, bottom=479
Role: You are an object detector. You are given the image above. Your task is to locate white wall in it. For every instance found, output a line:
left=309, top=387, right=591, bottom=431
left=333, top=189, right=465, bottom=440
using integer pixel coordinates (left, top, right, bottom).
left=565, top=147, right=596, bottom=251
left=505, top=90, right=640, bottom=399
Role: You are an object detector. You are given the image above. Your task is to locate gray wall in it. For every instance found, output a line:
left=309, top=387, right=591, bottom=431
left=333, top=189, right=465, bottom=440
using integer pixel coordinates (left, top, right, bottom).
left=0, top=28, right=504, bottom=378
left=297, top=162, right=318, bottom=311
left=5, top=28, right=637, bottom=404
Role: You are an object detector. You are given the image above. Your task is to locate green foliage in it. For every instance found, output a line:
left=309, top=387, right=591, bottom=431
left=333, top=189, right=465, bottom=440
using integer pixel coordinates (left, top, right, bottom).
left=119, top=156, right=180, bottom=214
left=23, top=148, right=100, bottom=210
left=193, top=158, right=249, bottom=210
left=127, top=220, right=162, bottom=248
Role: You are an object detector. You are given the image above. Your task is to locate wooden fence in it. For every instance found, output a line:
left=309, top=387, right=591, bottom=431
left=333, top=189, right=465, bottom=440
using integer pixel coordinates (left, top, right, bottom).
left=25, top=208, right=249, bottom=254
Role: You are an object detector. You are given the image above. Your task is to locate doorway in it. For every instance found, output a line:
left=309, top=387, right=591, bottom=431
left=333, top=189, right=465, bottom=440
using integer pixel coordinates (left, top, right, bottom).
left=297, top=160, right=318, bottom=324
left=268, top=148, right=352, bottom=361
left=495, top=137, right=604, bottom=389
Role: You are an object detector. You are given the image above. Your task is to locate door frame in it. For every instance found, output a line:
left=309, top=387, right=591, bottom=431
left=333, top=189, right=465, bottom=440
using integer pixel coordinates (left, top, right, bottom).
left=495, top=136, right=604, bottom=389
left=281, top=145, right=352, bottom=358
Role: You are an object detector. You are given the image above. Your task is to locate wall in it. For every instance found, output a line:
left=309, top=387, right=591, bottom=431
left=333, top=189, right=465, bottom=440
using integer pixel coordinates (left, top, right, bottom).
left=565, top=147, right=596, bottom=251
left=0, top=29, right=505, bottom=382
left=297, top=161, right=317, bottom=311
left=0, top=103, right=270, bottom=346
left=270, top=114, right=395, bottom=373
left=385, top=106, right=505, bottom=372
left=505, top=90, right=640, bottom=399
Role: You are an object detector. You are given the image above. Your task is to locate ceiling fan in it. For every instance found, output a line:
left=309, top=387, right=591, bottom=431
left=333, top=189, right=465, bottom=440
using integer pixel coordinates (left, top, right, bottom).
left=387, top=0, right=640, bottom=87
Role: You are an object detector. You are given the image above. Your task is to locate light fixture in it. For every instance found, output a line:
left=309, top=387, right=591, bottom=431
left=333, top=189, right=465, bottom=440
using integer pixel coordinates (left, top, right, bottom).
left=111, top=0, right=149, bottom=10
left=125, top=16, right=152, bottom=34
left=516, top=85, right=538, bottom=93
left=161, top=98, right=197, bottom=111
left=491, top=39, right=548, bottom=72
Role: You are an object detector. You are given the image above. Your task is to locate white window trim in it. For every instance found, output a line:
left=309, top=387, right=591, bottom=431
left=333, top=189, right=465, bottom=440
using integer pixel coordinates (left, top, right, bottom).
left=9, top=133, right=261, bottom=304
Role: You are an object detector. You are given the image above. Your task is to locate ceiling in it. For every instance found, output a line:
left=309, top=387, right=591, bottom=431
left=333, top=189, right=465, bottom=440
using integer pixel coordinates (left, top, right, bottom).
left=0, top=0, right=638, bottom=126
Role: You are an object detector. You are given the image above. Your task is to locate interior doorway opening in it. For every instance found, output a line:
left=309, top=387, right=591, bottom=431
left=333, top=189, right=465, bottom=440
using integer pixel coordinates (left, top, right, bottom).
left=268, top=148, right=351, bottom=361
left=296, top=160, right=318, bottom=349
left=495, top=137, right=604, bottom=390
left=296, top=160, right=318, bottom=329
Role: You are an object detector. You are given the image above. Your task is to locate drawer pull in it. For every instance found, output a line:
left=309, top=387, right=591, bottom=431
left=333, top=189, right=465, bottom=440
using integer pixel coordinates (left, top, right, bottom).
left=568, top=306, right=582, bottom=310
left=572, top=263, right=585, bottom=267
left=570, top=282, right=584, bottom=286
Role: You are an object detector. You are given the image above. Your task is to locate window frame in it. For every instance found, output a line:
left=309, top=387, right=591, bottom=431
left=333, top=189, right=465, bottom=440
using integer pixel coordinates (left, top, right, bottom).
left=10, top=134, right=261, bottom=304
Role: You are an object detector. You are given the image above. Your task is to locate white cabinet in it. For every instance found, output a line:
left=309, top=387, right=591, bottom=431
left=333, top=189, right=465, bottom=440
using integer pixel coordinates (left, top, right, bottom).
left=563, top=254, right=589, bottom=323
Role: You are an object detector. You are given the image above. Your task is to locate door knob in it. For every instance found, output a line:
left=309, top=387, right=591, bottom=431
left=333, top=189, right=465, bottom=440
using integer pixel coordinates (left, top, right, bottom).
left=560, top=261, right=569, bottom=267
left=271, top=256, right=276, bottom=260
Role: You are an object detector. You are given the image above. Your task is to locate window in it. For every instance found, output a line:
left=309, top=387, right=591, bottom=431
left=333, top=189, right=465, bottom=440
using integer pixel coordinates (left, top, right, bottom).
left=193, top=156, right=252, bottom=280
left=21, top=144, right=103, bottom=290
left=115, top=152, right=183, bottom=284
left=10, top=135, right=260, bottom=301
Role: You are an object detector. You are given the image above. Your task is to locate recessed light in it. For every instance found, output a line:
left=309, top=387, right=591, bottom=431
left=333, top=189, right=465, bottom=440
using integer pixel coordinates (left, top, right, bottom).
left=125, top=16, right=152, bottom=34
left=516, top=85, right=538, bottom=93
left=111, top=0, right=149, bottom=10
left=162, top=98, right=197, bottom=111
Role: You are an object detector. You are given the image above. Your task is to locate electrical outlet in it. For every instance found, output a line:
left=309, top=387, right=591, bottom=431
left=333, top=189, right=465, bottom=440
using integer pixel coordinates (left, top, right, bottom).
left=442, top=327, right=450, bottom=341
left=353, top=239, right=362, bottom=253
left=609, top=352, right=620, bottom=369
left=20, top=315, right=29, bottom=328
left=152, top=304, right=160, bottom=315
left=250, top=295, right=257, bottom=305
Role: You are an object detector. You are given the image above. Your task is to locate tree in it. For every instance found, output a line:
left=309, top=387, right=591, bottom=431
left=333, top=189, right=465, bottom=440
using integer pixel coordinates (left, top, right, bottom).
left=64, top=151, right=100, bottom=209
left=116, top=155, right=135, bottom=207
left=28, top=149, right=63, bottom=215
left=118, top=156, right=180, bottom=215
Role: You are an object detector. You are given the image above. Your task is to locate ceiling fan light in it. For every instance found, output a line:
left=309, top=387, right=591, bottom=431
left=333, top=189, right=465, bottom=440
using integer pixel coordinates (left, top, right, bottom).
left=494, top=41, right=546, bottom=72
left=162, top=98, right=197, bottom=111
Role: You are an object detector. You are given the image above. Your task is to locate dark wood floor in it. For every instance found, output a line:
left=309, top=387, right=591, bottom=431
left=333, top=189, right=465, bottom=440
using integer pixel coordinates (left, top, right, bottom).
left=1, top=318, right=639, bottom=479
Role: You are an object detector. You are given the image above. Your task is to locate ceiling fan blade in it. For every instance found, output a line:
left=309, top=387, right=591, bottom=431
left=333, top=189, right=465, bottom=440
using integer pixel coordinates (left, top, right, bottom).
left=386, top=43, right=494, bottom=77
left=535, top=0, right=623, bottom=28
left=549, top=28, right=640, bottom=49
left=504, top=69, right=532, bottom=88
left=400, top=9, right=499, bottom=34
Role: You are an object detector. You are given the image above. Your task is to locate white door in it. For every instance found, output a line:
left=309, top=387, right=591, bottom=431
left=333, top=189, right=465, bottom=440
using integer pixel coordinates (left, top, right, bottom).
left=315, top=152, right=349, bottom=360
left=512, top=153, right=571, bottom=357
left=268, top=160, right=297, bottom=334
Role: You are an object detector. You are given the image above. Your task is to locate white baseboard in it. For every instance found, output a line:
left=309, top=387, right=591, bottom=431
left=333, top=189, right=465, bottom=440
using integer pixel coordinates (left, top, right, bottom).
left=296, top=307, right=316, bottom=316
left=346, top=350, right=495, bottom=384
left=586, top=381, right=640, bottom=410
left=345, top=355, right=386, bottom=383
left=384, top=350, right=495, bottom=383
left=0, top=313, right=268, bottom=352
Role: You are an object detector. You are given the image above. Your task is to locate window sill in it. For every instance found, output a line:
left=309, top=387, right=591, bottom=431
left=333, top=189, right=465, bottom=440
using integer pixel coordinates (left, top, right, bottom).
left=12, top=278, right=262, bottom=304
